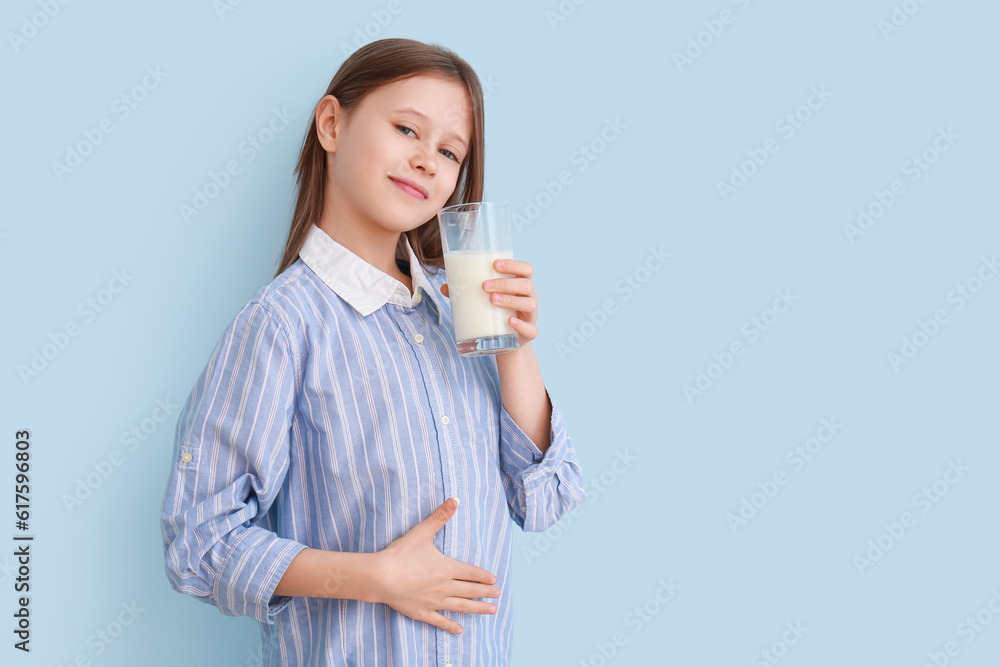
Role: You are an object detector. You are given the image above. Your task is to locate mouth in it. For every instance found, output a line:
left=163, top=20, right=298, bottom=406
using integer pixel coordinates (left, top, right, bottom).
left=389, top=175, right=428, bottom=200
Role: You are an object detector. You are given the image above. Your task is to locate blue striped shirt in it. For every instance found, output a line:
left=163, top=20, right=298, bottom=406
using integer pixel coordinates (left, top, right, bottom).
left=160, top=223, right=585, bottom=666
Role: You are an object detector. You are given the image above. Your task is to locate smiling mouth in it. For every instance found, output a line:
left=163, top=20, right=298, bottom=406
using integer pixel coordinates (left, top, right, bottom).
left=389, top=176, right=427, bottom=200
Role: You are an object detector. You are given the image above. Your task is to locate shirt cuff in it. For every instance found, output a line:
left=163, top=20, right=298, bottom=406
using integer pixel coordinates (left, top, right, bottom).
left=498, top=386, right=585, bottom=532
left=214, top=527, right=310, bottom=624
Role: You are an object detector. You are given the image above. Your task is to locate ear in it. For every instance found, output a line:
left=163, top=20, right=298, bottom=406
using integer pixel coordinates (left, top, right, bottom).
left=316, top=94, right=346, bottom=152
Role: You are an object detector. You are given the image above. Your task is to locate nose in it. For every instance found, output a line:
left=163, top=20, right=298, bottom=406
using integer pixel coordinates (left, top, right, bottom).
left=410, top=141, right=437, bottom=176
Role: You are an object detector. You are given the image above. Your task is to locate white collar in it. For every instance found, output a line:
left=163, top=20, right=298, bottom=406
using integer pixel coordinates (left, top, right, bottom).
left=298, top=223, right=443, bottom=325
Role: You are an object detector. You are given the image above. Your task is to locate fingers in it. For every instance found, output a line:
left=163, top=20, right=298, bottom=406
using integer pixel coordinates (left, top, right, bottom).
left=445, top=595, right=498, bottom=617
left=506, top=316, right=537, bottom=339
left=433, top=497, right=459, bottom=520
left=428, top=611, right=465, bottom=635
left=492, top=258, right=532, bottom=279
left=483, top=277, right=533, bottom=296
left=488, top=292, right=537, bottom=312
left=453, top=561, right=498, bottom=586
left=426, top=596, right=499, bottom=635
left=421, top=497, right=459, bottom=536
left=451, top=580, right=501, bottom=602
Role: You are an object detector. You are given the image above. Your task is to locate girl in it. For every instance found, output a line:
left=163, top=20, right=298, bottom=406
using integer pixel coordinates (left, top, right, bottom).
left=160, top=38, right=585, bottom=667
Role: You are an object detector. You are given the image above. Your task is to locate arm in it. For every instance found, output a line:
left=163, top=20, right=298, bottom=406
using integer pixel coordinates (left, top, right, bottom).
left=273, top=548, right=382, bottom=603
left=496, top=342, right=551, bottom=454
left=495, top=343, right=586, bottom=532
left=160, top=301, right=308, bottom=623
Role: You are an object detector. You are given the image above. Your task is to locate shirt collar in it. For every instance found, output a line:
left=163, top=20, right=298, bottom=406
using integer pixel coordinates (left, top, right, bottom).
left=298, top=223, right=444, bottom=325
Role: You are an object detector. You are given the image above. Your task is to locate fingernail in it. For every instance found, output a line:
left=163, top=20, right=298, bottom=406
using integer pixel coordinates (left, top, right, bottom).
left=496, top=260, right=504, bottom=269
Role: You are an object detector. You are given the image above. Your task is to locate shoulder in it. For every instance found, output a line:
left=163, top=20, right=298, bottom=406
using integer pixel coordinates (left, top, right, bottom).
left=242, top=260, right=318, bottom=347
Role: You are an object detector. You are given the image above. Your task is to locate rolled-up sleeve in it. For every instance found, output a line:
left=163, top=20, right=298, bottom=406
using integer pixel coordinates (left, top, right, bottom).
left=160, top=300, right=308, bottom=624
left=498, top=386, right=585, bottom=532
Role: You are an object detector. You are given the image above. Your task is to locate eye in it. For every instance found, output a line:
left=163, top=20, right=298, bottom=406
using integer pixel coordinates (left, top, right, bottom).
left=396, top=124, right=460, bottom=162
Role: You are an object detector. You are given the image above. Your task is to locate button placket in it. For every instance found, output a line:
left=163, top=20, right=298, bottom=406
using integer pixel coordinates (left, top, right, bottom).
left=391, top=306, right=456, bottom=666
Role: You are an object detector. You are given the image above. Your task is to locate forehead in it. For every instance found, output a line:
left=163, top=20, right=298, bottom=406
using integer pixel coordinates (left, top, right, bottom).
left=366, top=74, right=472, bottom=137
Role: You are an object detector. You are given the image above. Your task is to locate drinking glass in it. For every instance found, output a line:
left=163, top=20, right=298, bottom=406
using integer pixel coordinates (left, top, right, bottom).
left=436, top=202, right=519, bottom=357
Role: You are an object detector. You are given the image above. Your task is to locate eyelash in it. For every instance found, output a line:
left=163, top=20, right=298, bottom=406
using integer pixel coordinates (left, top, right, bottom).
left=395, top=125, right=459, bottom=161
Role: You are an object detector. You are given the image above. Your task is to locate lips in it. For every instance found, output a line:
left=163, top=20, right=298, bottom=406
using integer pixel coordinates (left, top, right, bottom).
left=389, top=175, right=428, bottom=200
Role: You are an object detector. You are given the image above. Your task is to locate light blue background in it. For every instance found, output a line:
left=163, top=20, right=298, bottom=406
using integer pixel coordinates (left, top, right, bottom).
left=3, top=0, right=998, bottom=665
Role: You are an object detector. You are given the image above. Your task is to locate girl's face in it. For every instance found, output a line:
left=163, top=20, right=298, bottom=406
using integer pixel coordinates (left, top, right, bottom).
left=323, top=73, right=473, bottom=236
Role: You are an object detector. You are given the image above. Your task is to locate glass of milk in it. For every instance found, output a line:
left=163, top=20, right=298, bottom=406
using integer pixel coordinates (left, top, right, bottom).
left=437, top=202, right=519, bottom=357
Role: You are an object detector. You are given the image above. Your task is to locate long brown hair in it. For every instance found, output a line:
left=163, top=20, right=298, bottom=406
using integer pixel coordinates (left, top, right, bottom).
left=274, top=38, right=485, bottom=277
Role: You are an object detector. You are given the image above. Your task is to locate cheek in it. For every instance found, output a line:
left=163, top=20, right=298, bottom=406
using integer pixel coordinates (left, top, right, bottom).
left=440, top=164, right=463, bottom=194
left=433, top=182, right=458, bottom=207
left=365, top=141, right=398, bottom=181
left=356, top=132, right=393, bottom=167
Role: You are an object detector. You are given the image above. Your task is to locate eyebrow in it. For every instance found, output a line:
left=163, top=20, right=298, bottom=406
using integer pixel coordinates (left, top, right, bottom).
left=392, top=107, right=469, bottom=149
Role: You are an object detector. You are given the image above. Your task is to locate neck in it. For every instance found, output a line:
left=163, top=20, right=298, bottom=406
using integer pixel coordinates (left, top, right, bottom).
left=315, top=188, right=405, bottom=279
left=318, top=220, right=399, bottom=269
left=315, top=220, right=414, bottom=297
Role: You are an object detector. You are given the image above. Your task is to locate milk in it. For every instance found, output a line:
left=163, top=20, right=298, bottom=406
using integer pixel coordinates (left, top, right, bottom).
left=443, top=249, right=517, bottom=342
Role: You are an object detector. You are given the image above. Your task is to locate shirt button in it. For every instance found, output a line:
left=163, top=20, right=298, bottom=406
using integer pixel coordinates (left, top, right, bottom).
left=444, top=663, right=452, bottom=667
left=414, top=333, right=424, bottom=344
left=414, top=292, right=423, bottom=304
left=521, top=504, right=527, bottom=511
left=441, top=415, right=450, bottom=425
left=181, top=452, right=193, bottom=463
